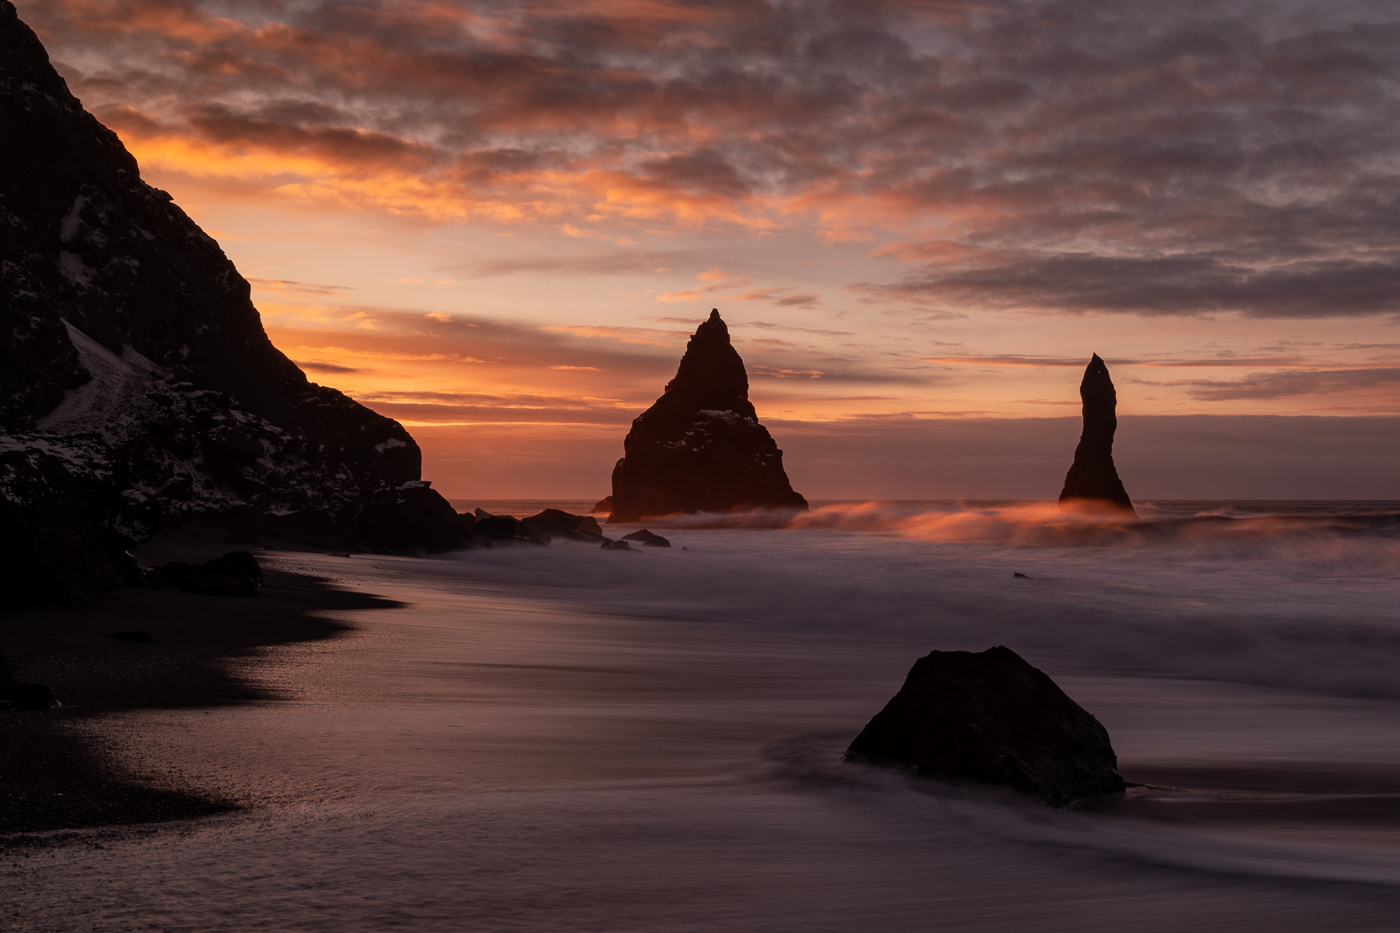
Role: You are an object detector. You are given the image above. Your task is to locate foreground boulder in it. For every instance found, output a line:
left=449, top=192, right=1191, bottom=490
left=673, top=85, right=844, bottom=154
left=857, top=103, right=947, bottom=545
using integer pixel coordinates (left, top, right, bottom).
left=845, top=646, right=1124, bottom=807
left=1058, top=355, right=1136, bottom=517
left=607, top=310, right=807, bottom=522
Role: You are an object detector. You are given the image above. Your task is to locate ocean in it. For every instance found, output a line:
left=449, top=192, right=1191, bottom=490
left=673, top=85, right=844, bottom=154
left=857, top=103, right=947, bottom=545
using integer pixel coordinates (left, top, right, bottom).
left=8, top=500, right=1400, bottom=930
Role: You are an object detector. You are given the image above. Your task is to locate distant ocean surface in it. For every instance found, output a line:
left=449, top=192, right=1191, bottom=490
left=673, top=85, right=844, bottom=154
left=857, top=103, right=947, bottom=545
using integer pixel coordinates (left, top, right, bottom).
left=11, top=500, right=1400, bottom=930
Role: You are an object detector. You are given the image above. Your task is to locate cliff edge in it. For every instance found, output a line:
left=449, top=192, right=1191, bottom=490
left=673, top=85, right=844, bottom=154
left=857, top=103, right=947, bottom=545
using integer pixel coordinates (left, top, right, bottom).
left=0, top=2, right=475, bottom=603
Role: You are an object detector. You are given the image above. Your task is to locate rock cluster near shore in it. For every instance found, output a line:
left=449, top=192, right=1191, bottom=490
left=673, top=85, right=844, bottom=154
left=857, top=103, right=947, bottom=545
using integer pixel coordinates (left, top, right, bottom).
left=0, top=3, right=479, bottom=604
left=139, top=551, right=264, bottom=597
left=1058, top=355, right=1136, bottom=517
left=845, top=646, right=1125, bottom=807
left=607, top=310, right=807, bottom=522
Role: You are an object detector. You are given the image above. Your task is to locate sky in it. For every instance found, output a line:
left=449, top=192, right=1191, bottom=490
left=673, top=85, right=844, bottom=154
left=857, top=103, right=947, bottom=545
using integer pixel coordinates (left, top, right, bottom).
left=20, top=0, right=1400, bottom=499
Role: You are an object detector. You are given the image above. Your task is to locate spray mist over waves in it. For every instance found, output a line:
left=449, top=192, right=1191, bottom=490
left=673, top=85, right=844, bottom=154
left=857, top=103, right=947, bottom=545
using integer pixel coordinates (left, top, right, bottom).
left=453, top=500, right=1400, bottom=700
left=647, top=500, right=1400, bottom=572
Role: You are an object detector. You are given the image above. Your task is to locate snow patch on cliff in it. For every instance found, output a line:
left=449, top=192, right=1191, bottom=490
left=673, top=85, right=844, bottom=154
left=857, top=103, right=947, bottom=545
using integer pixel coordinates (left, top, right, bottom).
left=37, top=322, right=162, bottom=438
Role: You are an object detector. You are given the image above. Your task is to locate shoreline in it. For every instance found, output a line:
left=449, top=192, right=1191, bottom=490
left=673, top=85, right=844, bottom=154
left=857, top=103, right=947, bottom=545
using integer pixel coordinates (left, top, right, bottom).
left=0, top=534, right=400, bottom=840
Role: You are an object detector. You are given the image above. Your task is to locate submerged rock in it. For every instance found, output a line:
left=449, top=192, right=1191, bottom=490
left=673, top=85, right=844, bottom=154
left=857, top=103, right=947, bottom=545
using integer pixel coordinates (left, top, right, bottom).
left=600, top=538, right=633, bottom=551
left=845, top=646, right=1125, bottom=807
left=1058, top=355, right=1136, bottom=517
left=608, top=310, right=807, bottom=522
left=621, top=529, right=671, bottom=548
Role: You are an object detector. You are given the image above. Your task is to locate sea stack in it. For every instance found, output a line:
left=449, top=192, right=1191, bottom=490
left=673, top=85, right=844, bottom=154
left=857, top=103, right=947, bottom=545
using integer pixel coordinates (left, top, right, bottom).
left=607, top=310, right=807, bottom=522
left=1058, top=354, right=1136, bottom=517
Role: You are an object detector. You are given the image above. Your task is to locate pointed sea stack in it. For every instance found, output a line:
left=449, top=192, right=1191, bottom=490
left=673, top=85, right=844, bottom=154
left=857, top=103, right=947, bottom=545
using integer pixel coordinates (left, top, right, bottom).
left=1058, top=355, right=1136, bottom=517
left=607, top=310, right=807, bottom=522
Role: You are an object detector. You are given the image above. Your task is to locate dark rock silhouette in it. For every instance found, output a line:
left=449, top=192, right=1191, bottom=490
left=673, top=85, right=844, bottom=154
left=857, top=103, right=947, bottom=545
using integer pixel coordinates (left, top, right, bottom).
left=590, top=496, right=613, bottom=515
left=109, top=631, right=155, bottom=643
left=351, top=482, right=484, bottom=553
left=0, top=653, right=60, bottom=711
left=1058, top=355, right=1136, bottom=517
left=608, top=310, right=807, bottom=522
left=621, top=529, right=671, bottom=548
left=473, top=510, right=550, bottom=546
left=845, top=646, right=1125, bottom=807
left=219, top=551, right=264, bottom=586
left=0, top=3, right=474, bottom=599
left=1, top=446, right=119, bottom=606
left=523, top=508, right=606, bottom=542
left=138, top=552, right=264, bottom=596
left=600, top=538, right=633, bottom=551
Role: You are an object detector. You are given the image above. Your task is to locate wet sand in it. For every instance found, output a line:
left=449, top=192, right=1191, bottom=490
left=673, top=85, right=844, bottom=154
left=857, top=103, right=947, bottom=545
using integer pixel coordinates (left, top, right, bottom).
left=6, top=509, right=1400, bottom=929
left=6, top=547, right=1399, bottom=931
left=0, top=534, right=397, bottom=838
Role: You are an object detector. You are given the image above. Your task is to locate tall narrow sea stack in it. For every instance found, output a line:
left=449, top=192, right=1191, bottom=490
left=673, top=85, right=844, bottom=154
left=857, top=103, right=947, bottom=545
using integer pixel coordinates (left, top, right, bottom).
left=608, top=310, right=807, bottom=522
left=1058, top=354, right=1136, bottom=516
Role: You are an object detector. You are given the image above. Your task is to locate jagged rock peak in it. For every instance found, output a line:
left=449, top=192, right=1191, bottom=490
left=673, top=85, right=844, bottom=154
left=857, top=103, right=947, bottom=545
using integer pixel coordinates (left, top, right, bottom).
left=1058, top=354, right=1136, bottom=516
left=607, top=309, right=807, bottom=522
left=662, top=308, right=751, bottom=412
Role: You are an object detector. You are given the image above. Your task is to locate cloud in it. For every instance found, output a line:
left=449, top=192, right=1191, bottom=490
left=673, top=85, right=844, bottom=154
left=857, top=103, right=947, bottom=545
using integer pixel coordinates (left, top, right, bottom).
left=541, top=324, right=689, bottom=347
left=27, top=0, right=1400, bottom=317
left=866, top=254, right=1400, bottom=319
left=294, top=359, right=360, bottom=374
left=733, top=287, right=820, bottom=308
left=923, top=354, right=1310, bottom=368
left=659, top=269, right=819, bottom=307
left=248, top=277, right=354, bottom=298
left=1169, top=367, right=1400, bottom=401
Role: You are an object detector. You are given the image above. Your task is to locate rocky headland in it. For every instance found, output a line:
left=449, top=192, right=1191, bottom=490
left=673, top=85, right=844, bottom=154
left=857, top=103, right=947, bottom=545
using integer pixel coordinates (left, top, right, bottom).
left=1057, top=354, right=1136, bottom=517
left=607, top=310, right=807, bottom=522
left=0, top=2, right=481, bottom=606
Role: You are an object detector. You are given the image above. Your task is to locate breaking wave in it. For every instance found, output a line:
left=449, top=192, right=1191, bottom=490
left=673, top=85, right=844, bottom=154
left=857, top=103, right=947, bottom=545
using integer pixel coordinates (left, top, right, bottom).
left=632, top=499, right=1400, bottom=572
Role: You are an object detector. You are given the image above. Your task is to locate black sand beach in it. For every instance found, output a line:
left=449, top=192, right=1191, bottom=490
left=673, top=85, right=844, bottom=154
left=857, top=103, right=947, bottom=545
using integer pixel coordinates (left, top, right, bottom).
left=0, top=535, right=396, bottom=839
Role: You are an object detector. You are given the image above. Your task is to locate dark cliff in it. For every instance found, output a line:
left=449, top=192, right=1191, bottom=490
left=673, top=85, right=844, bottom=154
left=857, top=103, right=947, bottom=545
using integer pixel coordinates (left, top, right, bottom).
left=1058, top=354, right=1136, bottom=516
left=0, top=2, right=475, bottom=603
left=608, top=310, right=807, bottom=522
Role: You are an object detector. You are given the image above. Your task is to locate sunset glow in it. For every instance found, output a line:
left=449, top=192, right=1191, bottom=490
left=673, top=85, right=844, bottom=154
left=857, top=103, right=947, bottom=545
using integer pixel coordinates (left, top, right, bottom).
left=22, top=0, right=1400, bottom=498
